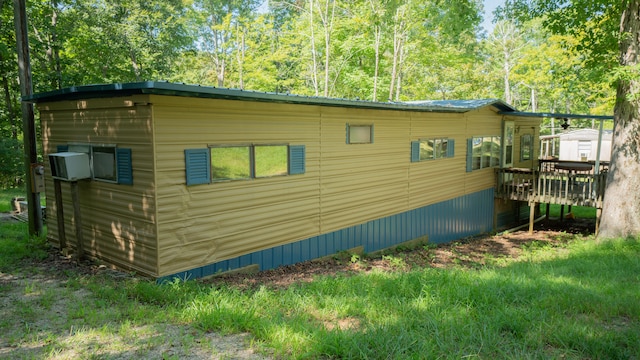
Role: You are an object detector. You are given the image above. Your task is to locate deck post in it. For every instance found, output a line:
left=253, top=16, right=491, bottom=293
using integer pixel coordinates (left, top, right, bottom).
left=529, top=201, right=536, bottom=234
left=545, top=203, right=550, bottom=220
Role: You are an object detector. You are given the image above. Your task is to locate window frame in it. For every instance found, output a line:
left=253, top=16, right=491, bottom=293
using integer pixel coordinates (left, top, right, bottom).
left=208, top=143, right=294, bottom=183
left=520, top=134, right=533, bottom=161
left=469, top=135, right=502, bottom=171
left=346, top=124, right=374, bottom=144
left=413, top=138, right=454, bottom=162
left=68, top=142, right=119, bottom=183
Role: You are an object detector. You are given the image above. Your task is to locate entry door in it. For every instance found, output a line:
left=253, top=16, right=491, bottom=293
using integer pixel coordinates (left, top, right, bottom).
left=503, top=121, right=514, bottom=168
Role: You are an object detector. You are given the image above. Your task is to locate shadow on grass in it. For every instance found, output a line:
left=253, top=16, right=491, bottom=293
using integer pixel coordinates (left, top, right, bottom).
left=183, top=237, right=640, bottom=359
left=1, top=225, right=638, bottom=359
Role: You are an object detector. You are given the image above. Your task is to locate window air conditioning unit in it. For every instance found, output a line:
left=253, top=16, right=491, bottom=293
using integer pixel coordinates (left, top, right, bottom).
left=48, top=152, right=91, bottom=181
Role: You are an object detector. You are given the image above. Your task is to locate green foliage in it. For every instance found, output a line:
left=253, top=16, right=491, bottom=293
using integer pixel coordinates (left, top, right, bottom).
left=0, top=221, right=48, bottom=271
left=0, top=138, right=24, bottom=189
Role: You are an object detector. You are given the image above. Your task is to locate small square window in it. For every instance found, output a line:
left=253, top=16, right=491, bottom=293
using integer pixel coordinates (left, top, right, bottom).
left=347, top=124, right=373, bottom=144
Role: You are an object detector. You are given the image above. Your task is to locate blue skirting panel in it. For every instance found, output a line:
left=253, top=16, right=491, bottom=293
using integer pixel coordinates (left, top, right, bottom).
left=160, top=188, right=495, bottom=282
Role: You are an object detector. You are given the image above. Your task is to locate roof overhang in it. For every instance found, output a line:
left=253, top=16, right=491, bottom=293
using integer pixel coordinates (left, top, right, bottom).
left=499, top=111, right=614, bottom=120
left=23, top=81, right=513, bottom=114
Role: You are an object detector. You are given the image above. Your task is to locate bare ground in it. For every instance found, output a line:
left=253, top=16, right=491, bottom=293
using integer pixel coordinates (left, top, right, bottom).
left=208, top=217, right=595, bottom=290
left=0, top=213, right=595, bottom=359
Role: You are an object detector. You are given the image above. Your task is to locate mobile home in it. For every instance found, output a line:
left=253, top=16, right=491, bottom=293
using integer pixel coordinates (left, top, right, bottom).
left=559, top=129, right=612, bottom=162
left=26, top=82, right=540, bottom=280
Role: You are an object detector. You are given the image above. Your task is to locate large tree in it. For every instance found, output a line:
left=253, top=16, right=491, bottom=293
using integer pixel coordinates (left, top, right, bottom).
left=600, top=1, right=640, bottom=238
left=500, top=0, right=638, bottom=238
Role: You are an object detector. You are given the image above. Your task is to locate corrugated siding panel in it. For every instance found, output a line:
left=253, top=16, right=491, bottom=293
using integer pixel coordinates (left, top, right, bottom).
left=160, top=189, right=495, bottom=281
left=40, top=96, right=158, bottom=277
left=408, top=112, right=467, bottom=208
left=507, top=116, right=540, bottom=169
left=319, top=108, right=410, bottom=234
left=464, top=108, right=504, bottom=194
left=151, top=96, right=505, bottom=277
left=152, top=97, right=322, bottom=276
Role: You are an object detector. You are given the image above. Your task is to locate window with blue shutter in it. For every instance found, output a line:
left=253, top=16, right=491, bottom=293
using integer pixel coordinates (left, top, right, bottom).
left=116, top=148, right=133, bottom=185
left=185, top=149, right=211, bottom=186
left=412, top=138, right=454, bottom=162
left=410, top=141, right=420, bottom=162
left=288, top=145, right=306, bottom=175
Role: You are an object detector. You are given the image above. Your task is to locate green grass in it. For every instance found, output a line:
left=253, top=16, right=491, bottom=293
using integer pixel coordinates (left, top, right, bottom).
left=543, top=204, right=597, bottom=219
left=1, top=219, right=639, bottom=358
left=0, top=187, right=26, bottom=213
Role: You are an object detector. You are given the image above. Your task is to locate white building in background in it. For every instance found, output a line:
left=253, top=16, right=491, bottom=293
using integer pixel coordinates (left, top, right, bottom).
left=560, top=129, right=612, bottom=162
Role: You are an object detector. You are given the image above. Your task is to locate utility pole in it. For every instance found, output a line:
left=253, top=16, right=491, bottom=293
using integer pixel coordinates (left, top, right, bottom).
left=14, top=0, right=43, bottom=235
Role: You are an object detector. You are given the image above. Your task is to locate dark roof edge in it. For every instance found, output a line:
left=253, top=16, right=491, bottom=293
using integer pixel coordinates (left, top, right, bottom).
left=24, top=81, right=512, bottom=113
left=500, top=111, right=614, bottom=120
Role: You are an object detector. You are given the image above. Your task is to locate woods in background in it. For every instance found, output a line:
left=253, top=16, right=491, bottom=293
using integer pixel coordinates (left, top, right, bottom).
left=0, top=0, right=621, bottom=188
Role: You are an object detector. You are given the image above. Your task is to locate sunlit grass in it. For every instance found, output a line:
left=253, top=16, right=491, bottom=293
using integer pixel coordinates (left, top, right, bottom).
left=543, top=204, right=597, bottom=219
left=1, top=216, right=639, bottom=359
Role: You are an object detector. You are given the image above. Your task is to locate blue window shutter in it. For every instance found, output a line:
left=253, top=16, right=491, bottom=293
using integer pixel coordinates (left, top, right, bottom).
left=289, top=145, right=306, bottom=175
left=345, top=123, right=350, bottom=144
left=185, top=149, right=211, bottom=185
left=411, top=141, right=420, bottom=162
left=466, top=139, right=473, bottom=172
left=57, top=145, right=68, bottom=152
left=447, top=139, right=455, bottom=158
left=116, top=148, right=133, bottom=185
left=370, top=125, right=374, bottom=144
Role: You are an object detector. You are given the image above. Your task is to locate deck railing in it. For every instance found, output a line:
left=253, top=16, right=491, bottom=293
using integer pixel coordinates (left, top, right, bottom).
left=496, top=165, right=607, bottom=208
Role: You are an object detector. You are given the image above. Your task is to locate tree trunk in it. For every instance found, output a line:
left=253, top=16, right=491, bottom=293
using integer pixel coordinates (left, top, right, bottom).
left=503, top=50, right=511, bottom=104
left=50, top=0, right=63, bottom=89
left=599, top=0, right=640, bottom=239
left=394, top=36, right=405, bottom=101
left=236, top=25, right=245, bottom=89
left=129, top=48, right=142, bottom=82
left=320, top=0, right=335, bottom=97
left=1, top=69, right=17, bottom=139
left=309, top=0, right=319, bottom=96
left=372, top=25, right=380, bottom=101
left=389, top=9, right=404, bottom=101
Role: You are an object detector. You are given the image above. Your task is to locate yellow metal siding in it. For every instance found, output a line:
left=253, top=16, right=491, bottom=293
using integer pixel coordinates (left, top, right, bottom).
left=509, top=116, right=541, bottom=169
left=319, top=108, right=410, bottom=233
left=41, top=92, right=524, bottom=278
left=40, top=96, right=158, bottom=276
left=152, top=97, right=322, bottom=276
left=408, top=112, right=467, bottom=208
left=464, top=108, right=504, bottom=194
left=150, top=96, right=512, bottom=276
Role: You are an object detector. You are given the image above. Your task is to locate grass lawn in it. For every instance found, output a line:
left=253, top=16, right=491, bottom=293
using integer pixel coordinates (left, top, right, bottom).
left=1, top=194, right=639, bottom=358
left=542, top=204, right=597, bottom=219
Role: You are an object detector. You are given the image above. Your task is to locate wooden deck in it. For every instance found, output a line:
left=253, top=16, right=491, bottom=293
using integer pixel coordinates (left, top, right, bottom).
left=495, top=160, right=608, bottom=233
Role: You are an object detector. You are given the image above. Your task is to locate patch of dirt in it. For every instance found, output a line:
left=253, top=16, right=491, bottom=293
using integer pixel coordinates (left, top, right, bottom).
left=207, top=218, right=596, bottom=290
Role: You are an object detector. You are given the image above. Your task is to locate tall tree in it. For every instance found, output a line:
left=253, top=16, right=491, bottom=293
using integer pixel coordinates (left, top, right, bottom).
left=487, top=21, right=527, bottom=105
left=501, top=0, right=639, bottom=238
left=600, top=1, right=640, bottom=238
